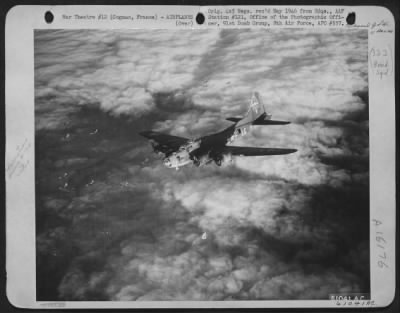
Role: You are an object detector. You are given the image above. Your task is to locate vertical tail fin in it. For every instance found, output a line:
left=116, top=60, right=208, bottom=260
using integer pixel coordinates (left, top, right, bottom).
left=248, top=92, right=266, bottom=118
left=226, top=92, right=289, bottom=129
left=235, top=92, right=268, bottom=128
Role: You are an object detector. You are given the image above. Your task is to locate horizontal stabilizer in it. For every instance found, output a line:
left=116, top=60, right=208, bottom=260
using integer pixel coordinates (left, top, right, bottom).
left=253, top=119, right=290, bottom=125
left=226, top=117, right=241, bottom=123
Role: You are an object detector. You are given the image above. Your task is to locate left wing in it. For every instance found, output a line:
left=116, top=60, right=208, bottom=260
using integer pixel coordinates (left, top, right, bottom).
left=139, top=130, right=190, bottom=154
left=222, top=146, right=297, bottom=156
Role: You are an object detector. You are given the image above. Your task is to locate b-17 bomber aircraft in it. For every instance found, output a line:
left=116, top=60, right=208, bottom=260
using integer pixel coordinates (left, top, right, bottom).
left=140, top=92, right=297, bottom=169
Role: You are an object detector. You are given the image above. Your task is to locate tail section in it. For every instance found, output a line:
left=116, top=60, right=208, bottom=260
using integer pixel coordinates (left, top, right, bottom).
left=226, top=92, right=290, bottom=126
left=248, top=92, right=267, bottom=120
left=234, top=92, right=267, bottom=128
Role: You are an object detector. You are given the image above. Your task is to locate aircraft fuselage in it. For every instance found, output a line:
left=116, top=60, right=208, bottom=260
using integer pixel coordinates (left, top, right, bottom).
left=163, top=123, right=252, bottom=169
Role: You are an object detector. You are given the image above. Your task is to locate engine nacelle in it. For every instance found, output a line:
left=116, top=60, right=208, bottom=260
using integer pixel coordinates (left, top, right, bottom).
left=212, top=155, right=223, bottom=166
left=163, top=150, right=193, bottom=169
left=149, top=139, right=164, bottom=155
left=191, top=154, right=212, bottom=167
left=179, top=139, right=201, bottom=153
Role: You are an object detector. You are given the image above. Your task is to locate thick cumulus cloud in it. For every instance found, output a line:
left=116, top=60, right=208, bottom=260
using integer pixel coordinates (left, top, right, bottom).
left=35, top=29, right=220, bottom=129
left=35, top=28, right=369, bottom=301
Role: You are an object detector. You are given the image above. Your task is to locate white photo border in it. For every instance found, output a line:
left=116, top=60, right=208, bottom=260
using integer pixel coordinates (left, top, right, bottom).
left=5, top=5, right=396, bottom=308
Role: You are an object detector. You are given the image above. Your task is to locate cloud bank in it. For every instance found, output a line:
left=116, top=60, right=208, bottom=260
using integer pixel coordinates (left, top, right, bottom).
left=35, top=28, right=369, bottom=301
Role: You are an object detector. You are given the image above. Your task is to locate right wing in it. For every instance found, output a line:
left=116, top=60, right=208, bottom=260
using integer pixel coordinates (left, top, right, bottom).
left=226, top=117, right=290, bottom=125
left=139, top=130, right=190, bottom=155
left=252, top=119, right=290, bottom=125
left=222, top=146, right=297, bottom=156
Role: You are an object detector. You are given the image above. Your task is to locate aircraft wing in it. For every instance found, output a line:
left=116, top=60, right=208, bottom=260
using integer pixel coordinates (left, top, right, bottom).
left=226, top=117, right=290, bottom=125
left=222, top=146, right=297, bottom=156
left=253, top=119, right=290, bottom=125
left=139, top=130, right=190, bottom=154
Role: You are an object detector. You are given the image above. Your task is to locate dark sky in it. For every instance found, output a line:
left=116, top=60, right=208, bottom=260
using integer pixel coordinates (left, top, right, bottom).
left=35, top=29, right=369, bottom=301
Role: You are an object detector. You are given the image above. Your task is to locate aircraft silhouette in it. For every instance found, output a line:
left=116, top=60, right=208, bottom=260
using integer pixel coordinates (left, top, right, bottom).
left=140, top=92, right=296, bottom=169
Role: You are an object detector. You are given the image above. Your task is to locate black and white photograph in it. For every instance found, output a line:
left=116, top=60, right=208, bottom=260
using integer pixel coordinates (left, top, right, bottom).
left=33, top=28, right=371, bottom=301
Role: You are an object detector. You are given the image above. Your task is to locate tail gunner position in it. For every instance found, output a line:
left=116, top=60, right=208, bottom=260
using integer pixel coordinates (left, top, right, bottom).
left=140, top=92, right=297, bottom=169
